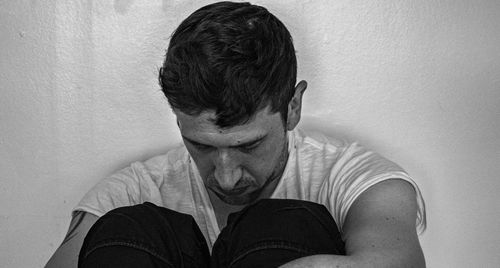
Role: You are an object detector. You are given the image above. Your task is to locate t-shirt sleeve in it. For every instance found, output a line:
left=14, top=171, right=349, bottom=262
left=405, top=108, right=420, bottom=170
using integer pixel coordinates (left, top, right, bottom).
left=329, top=143, right=426, bottom=234
left=72, top=161, right=162, bottom=217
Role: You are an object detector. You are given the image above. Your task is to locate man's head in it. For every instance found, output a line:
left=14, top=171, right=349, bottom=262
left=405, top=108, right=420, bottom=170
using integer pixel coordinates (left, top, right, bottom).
left=159, top=1, right=307, bottom=205
left=159, top=1, right=298, bottom=127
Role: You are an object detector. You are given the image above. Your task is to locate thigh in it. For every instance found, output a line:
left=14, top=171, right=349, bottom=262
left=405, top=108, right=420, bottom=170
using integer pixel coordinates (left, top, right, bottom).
left=78, top=202, right=210, bottom=268
left=211, top=199, right=345, bottom=268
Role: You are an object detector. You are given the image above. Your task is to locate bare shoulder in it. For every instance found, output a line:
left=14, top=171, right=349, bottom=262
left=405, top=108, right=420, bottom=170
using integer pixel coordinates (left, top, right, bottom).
left=45, top=211, right=99, bottom=268
left=343, top=179, right=425, bottom=267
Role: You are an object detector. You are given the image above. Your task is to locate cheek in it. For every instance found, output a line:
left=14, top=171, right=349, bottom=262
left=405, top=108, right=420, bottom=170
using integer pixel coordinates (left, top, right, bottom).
left=185, top=147, right=213, bottom=178
left=244, top=141, right=285, bottom=178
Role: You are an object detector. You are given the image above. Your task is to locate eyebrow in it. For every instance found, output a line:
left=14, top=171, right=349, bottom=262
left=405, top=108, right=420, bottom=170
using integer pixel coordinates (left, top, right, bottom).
left=182, top=134, right=267, bottom=148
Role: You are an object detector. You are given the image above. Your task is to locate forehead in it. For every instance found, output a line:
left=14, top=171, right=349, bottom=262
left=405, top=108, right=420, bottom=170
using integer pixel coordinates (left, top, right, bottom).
left=175, top=107, right=282, bottom=145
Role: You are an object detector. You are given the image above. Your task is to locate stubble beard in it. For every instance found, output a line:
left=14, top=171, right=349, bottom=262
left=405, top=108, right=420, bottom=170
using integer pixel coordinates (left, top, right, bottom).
left=212, top=136, right=290, bottom=206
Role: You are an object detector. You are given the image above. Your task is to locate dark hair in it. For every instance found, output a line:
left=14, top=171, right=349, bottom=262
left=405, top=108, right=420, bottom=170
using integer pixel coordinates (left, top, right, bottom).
left=159, top=1, right=297, bottom=128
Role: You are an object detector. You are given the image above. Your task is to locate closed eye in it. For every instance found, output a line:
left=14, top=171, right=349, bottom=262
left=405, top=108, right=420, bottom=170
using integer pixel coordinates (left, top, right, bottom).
left=183, top=138, right=212, bottom=151
left=238, top=143, right=260, bottom=152
left=192, top=142, right=212, bottom=151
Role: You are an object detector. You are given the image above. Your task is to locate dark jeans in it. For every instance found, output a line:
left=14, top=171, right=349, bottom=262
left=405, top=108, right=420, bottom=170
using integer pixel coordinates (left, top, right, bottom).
left=79, top=199, right=345, bottom=268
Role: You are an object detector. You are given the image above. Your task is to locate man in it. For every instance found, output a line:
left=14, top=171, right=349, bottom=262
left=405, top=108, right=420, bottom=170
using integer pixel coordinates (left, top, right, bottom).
left=46, top=2, right=426, bottom=267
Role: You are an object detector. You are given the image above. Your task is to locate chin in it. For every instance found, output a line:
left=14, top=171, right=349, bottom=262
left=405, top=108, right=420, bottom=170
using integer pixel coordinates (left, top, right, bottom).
left=217, top=192, right=259, bottom=206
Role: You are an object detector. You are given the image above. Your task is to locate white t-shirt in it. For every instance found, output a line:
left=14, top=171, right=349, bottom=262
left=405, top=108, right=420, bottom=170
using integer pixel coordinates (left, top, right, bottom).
left=74, top=129, right=426, bottom=249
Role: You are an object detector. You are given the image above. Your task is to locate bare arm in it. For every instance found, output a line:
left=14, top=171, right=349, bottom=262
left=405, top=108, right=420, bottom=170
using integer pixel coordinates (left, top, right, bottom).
left=45, top=211, right=99, bottom=268
left=280, top=179, right=425, bottom=267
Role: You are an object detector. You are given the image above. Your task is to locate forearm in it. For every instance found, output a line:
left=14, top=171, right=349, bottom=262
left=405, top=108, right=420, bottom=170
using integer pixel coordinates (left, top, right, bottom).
left=279, top=254, right=360, bottom=268
left=279, top=252, right=425, bottom=268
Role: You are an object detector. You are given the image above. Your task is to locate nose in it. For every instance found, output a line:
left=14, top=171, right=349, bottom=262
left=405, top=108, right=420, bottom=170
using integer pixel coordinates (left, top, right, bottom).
left=213, top=149, right=243, bottom=191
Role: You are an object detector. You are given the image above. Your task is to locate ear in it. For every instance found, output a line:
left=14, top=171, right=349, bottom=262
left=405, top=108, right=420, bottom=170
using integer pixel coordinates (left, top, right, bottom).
left=286, top=80, right=307, bottom=131
left=173, top=109, right=182, bottom=129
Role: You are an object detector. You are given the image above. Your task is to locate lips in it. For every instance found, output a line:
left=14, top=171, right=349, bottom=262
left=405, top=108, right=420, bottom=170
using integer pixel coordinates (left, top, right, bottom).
left=213, top=186, right=251, bottom=197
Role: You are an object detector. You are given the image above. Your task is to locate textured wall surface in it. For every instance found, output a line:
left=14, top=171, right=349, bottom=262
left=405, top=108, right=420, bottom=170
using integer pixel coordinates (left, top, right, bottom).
left=1, top=0, right=499, bottom=267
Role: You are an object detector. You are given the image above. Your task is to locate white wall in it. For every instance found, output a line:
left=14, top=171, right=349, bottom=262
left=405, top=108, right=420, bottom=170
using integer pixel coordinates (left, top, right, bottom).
left=1, top=0, right=499, bottom=267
